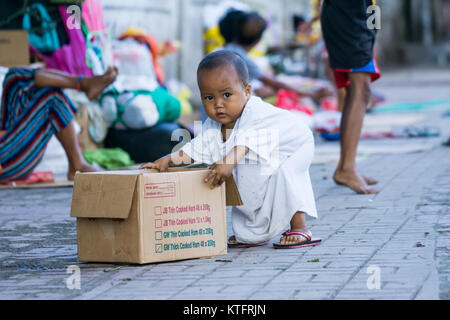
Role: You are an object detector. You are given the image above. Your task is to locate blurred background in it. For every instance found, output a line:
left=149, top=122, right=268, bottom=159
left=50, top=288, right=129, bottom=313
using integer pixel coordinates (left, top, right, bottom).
left=0, top=0, right=449, bottom=178
left=1, top=0, right=449, bottom=103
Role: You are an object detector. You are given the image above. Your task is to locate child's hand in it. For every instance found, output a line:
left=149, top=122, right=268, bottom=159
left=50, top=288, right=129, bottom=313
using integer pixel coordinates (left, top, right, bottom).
left=204, top=163, right=235, bottom=189
left=140, top=157, right=171, bottom=172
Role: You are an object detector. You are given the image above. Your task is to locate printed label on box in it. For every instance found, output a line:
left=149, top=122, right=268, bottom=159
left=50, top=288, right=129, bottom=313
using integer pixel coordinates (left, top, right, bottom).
left=144, top=182, right=176, bottom=199
left=149, top=202, right=219, bottom=253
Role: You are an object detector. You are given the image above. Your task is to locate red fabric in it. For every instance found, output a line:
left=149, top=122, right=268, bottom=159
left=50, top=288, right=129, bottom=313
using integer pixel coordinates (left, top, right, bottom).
left=118, top=34, right=165, bottom=85
left=1, top=171, right=55, bottom=185
left=275, top=90, right=314, bottom=115
left=320, top=98, right=338, bottom=111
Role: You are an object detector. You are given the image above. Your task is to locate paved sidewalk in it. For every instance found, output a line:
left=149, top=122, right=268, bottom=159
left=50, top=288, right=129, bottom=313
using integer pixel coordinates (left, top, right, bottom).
left=0, top=142, right=448, bottom=300
left=0, top=68, right=449, bottom=300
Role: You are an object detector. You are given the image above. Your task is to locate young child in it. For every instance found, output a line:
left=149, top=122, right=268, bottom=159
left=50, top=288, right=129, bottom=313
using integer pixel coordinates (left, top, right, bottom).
left=140, top=50, right=320, bottom=249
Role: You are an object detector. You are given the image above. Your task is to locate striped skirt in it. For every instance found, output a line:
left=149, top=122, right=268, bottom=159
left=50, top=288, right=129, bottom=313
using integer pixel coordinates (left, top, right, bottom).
left=0, top=68, right=77, bottom=183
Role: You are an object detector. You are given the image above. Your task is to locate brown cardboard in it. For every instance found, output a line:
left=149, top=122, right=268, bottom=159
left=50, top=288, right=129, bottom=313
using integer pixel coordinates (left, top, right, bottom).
left=71, top=169, right=242, bottom=264
left=0, top=30, right=29, bottom=67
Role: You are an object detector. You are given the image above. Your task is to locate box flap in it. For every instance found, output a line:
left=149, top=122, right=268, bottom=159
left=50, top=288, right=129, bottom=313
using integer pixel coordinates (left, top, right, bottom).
left=224, top=176, right=243, bottom=206
left=70, top=172, right=138, bottom=219
left=164, top=168, right=243, bottom=206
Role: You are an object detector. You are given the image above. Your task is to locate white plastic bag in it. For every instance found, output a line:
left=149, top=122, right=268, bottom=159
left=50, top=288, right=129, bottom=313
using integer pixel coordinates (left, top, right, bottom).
left=101, top=92, right=160, bottom=130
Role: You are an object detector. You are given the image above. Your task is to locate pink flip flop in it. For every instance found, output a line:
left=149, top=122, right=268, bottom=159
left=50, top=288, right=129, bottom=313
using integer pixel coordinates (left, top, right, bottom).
left=273, top=231, right=321, bottom=249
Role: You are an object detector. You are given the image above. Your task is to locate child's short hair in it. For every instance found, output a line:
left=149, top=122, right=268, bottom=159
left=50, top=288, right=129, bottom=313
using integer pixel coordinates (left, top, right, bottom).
left=197, top=50, right=249, bottom=87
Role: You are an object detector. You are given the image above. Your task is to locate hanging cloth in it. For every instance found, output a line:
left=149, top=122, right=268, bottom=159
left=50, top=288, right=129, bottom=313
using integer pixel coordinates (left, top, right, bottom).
left=29, top=5, right=93, bottom=77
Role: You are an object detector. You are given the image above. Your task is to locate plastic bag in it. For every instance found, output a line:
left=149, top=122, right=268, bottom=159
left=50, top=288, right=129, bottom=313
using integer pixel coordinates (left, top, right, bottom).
left=23, top=3, right=60, bottom=53
left=101, top=91, right=159, bottom=130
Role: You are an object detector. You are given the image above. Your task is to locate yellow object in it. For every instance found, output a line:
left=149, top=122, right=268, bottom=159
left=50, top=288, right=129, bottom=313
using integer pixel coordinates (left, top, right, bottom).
left=121, top=27, right=148, bottom=37
left=204, top=26, right=225, bottom=54
left=177, top=88, right=194, bottom=115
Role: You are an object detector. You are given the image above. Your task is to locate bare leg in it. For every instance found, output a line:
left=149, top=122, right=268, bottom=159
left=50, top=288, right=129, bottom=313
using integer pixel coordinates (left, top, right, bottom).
left=35, top=66, right=118, bottom=101
left=333, top=73, right=379, bottom=194
left=337, top=87, right=346, bottom=112
left=55, top=121, right=97, bottom=180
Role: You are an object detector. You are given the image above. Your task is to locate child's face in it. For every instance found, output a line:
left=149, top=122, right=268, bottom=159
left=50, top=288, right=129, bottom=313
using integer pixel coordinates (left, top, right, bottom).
left=198, top=65, right=251, bottom=130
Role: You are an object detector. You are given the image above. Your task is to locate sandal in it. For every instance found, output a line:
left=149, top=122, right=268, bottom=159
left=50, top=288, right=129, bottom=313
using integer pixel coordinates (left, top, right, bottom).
left=273, top=230, right=321, bottom=249
left=227, top=236, right=269, bottom=248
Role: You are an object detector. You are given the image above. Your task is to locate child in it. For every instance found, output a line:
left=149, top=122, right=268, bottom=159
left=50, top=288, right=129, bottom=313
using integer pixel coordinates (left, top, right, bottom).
left=140, top=50, right=320, bottom=249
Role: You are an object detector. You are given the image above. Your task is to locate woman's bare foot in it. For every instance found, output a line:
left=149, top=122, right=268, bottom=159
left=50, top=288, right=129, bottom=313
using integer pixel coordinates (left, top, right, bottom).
left=279, top=212, right=311, bottom=245
left=67, top=161, right=98, bottom=181
left=333, top=169, right=380, bottom=194
left=81, top=66, right=118, bottom=101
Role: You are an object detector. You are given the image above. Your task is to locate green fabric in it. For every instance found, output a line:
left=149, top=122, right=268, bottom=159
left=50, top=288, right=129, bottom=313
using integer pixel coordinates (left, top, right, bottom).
left=150, top=87, right=182, bottom=124
left=372, top=100, right=450, bottom=114
left=83, top=148, right=134, bottom=169
left=263, top=95, right=277, bottom=105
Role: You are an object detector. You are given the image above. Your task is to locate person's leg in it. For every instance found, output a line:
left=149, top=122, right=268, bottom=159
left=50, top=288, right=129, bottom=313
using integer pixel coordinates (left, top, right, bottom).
left=55, top=121, right=97, bottom=180
left=337, top=88, right=346, bottom=112
left=333, top=72, right=379, bottom=194
left=35, top=66, right=117, bottom=101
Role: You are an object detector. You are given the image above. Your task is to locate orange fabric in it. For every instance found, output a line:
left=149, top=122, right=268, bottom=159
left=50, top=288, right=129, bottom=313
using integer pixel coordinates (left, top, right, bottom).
left=118, top=34, right=165, bottom=84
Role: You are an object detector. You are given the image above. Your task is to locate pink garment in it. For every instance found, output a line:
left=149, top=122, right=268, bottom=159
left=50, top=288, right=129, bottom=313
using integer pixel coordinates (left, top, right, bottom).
left=29, top=5, right=93, bottom=77
left=275, top=89, right=314, bottom=115
left=82, top=0, right=106, bottom=32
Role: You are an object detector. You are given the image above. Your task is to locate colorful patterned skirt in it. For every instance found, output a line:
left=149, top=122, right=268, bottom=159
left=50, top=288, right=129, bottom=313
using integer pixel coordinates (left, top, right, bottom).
left=0, top=68, right=77, bottom=183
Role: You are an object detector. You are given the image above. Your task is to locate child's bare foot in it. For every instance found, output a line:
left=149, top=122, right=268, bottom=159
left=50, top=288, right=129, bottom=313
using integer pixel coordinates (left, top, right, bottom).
left=228, top=236, right=239, bottom=244
left=278, top=212, right=310, bottom=245
left=333, top=169, right=380, bottom=194
left=67, top=162, right=98, bottom=181
left=278, top=228, right=312, bottom=245
left=81, top=66, right=118, bottom=101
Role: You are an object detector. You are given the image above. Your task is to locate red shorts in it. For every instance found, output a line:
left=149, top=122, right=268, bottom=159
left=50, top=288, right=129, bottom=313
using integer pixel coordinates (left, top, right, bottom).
left=333, top=59, right=381, bottom=89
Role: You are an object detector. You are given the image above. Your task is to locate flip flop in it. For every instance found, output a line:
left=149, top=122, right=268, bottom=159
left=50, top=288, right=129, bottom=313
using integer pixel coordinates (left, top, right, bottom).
left=227, top=237, right=269, bottom=248
left=273, top=231, right=321, bottom=249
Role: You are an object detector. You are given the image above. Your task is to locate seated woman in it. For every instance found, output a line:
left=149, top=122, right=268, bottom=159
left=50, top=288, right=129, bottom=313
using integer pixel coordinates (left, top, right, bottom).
left=0, top=66, right=118, bottom=183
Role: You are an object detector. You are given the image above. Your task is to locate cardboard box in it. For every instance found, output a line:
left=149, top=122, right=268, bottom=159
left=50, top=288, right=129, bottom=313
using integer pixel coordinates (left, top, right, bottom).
left=70, top=168, right=242, bottom=264
left=0, top=30, right=30, bottom=67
